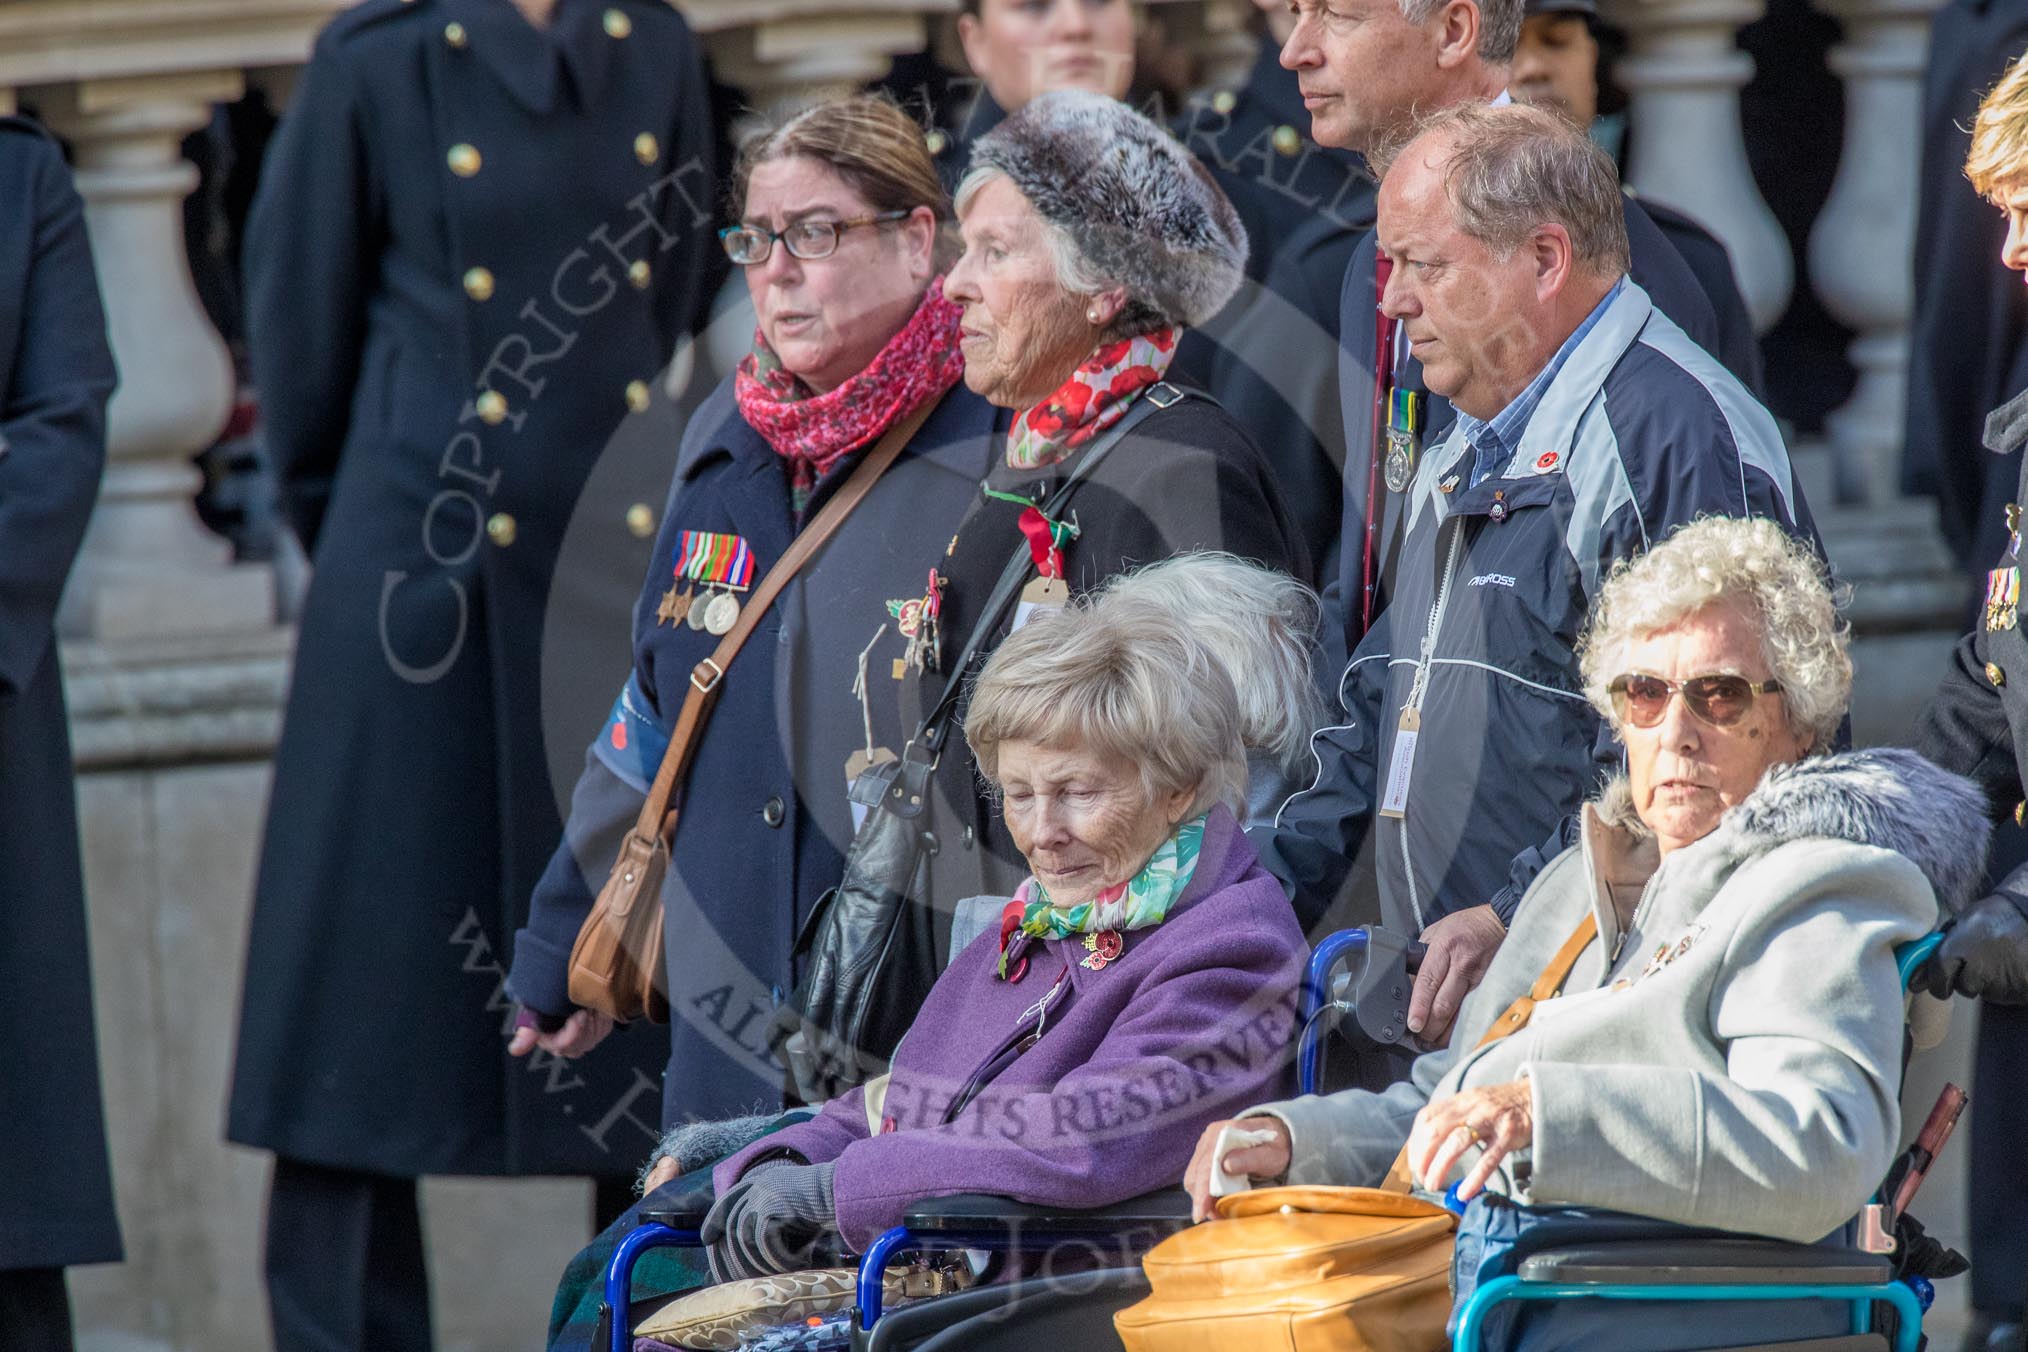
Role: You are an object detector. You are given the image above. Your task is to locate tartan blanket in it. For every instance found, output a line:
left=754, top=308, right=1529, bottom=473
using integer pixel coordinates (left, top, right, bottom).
left=547, top=1113, right=808, bottom=1352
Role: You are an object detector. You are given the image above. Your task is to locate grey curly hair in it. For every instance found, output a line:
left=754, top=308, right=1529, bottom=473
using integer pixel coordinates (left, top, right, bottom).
left=1577, top=516, right=1851, bottom=753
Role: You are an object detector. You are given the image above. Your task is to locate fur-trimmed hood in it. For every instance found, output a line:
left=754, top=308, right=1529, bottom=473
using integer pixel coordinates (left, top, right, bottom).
left=1593, top=747, right=1989, bottom=919
left=966, top=88, right=1247, bottom=330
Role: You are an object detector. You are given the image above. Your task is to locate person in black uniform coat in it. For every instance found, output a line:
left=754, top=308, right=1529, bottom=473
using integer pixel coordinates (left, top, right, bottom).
left=1910, top=47, right=2028, bottom=1352
left=1906, top=0, right=2028, bottom=583
left=229, top=0, right=716, bottom=1346
left=0, top=115, right=122, bottom=1352
left=927, top=0, right=1138, bottom=191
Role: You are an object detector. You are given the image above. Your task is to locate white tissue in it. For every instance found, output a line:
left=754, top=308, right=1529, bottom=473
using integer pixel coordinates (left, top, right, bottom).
left=1209, top=1124, right=1281, bottom=1198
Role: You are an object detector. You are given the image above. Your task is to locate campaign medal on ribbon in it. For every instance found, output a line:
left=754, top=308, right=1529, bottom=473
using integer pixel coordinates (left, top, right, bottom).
left=673, top=531, right=755, bottom=636
left=1987, top=565, right=2020, bottom=632
left=1383, top=387, right=1423, bottom=494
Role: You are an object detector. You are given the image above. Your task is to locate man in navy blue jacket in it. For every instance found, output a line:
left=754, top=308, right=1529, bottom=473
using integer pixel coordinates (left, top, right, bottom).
left=1252, top=103, right=1815, bottom=1043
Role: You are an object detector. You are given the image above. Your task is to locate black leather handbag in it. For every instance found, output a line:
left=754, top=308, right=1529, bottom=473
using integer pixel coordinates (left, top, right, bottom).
left=768, top=388, right=1182, bottom=1104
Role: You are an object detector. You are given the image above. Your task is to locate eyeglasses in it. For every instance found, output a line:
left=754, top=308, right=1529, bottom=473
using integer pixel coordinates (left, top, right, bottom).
left=1606, top=672, right=1783, bottom=730
left=719, top=211, right=910, bottom=265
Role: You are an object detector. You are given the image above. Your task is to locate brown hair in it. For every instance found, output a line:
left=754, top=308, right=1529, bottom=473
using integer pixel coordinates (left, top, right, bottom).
left=730, top=94, right=951, bottom=224
left=1968, top=50, right=2028, bottom=199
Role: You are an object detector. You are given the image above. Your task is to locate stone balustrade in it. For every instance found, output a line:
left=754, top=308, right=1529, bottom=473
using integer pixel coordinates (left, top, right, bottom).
left=0, top=0, right=1974, bottom=1346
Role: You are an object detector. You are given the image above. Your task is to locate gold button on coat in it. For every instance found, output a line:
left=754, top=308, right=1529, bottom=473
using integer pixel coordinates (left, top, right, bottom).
left=625, top=379, right=651, bottom=413
left=1273, top=125, right=1303, bottom=157
left=444, top=21, right=468, bottom=47
left=634, top=132, right=660, bottom=165
left=2017, top=800, right=2026, bottom=827
left=603, top=7, right=632, bottom=38
left=1211, top=90, right=1237, bottom=115
left=462, top=267, right=495, bottom=302
left=486, top=513, right=517, bottom=546
left=626, top=504, right=656, bottom=538
left=447, top=143, right=482, bottom=177
left=475, top=390, right=508, bottom=424
left=628, top=259, right=652, bottom=290
left=1990, top=662, right=2008, bottom=688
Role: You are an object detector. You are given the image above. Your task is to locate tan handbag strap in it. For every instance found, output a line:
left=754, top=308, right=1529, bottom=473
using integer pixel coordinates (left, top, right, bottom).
left=630, top=396, right=940, bottom=842
left=1377, top=912, right=1598, bottom=1193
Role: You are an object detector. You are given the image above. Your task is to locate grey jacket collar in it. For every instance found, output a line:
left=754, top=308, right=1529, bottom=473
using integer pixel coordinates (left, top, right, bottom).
left=1579, top=747, right=1989, bottom=956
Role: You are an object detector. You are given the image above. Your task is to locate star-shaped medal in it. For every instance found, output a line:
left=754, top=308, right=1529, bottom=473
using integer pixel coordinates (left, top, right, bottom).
left=657, top=586, right=692, bottom=627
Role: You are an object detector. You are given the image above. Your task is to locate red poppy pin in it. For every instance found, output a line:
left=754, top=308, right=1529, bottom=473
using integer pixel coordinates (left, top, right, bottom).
left=1081, top=929, right=1124, bottom=971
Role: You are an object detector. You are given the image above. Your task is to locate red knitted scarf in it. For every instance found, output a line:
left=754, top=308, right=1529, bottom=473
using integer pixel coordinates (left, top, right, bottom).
left=734, top=277, right=965, bottom=507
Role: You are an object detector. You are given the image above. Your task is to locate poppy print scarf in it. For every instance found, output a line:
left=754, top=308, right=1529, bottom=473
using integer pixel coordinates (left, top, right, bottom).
left=1004, top=328, right=1178, bottom=471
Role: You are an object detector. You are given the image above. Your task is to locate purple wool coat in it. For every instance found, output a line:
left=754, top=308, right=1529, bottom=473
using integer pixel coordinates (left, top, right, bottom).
left=714, top=805, right=1306, bottom=1251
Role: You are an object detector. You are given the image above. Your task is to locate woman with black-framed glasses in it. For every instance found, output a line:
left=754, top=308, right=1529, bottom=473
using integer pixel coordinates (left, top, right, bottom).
left=508, top=92, right=1000, bottom=1140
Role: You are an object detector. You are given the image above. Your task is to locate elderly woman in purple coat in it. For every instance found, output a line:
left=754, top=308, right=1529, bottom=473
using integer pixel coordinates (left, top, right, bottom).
left=690, top=555, right=1315, bottom=1279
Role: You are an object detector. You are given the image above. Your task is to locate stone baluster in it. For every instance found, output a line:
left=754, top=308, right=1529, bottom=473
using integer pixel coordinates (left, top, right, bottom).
left=1806, top=0, right=1942, bottom=503
left=1603, top=0, right=1794, bottom=332
left=39, top=72, right=276, bottom=642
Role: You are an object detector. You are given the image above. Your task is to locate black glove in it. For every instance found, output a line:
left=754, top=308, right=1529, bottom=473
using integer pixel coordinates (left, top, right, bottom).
left=1912, top=891, right=2028, bottom=1003
left=701, top=1160, right=837, bottom=1282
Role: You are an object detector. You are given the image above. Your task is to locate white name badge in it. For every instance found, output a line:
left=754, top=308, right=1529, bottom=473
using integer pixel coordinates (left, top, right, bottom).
left=1378, top=708, right=1420, bottom=818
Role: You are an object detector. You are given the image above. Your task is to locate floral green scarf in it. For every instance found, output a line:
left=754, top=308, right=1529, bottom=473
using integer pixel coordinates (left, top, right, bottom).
left=996, top=814, right=1206, bottom=978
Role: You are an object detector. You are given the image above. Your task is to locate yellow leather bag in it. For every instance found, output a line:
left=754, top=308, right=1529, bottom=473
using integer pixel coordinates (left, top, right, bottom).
left=1115, top=1184, right=1456, bottom=1352
left=1114, top=916, right=1598, bottom=1352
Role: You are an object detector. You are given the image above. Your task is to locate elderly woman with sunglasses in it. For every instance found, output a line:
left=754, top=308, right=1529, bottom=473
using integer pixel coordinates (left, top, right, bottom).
left=1186, top=516, right=1987, bottom=1348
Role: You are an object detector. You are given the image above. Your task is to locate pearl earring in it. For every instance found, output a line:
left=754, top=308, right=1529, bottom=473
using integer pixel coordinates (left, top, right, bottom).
left=1087, top=307, right=1103, bottom=325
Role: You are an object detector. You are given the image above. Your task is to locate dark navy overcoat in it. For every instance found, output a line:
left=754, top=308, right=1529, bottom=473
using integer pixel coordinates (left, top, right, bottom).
left=227, top=0, right=717, bottom=1177
left=0, top=117, right=122, bottom=1269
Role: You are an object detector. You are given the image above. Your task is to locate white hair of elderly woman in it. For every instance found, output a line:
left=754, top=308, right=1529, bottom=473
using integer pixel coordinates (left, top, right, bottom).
left=1576, top=516, right=1851, bottom=752
left=964, top=555, right=1321, bottom=818
left=1096, top=552, right=1325, bottom=772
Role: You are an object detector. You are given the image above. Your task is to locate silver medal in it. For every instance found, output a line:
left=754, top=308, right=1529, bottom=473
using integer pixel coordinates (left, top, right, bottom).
left=1383, top=433, right=1414, bottom=494
left=703, top=590, right=740, bottom=635
left=687, top=586, right=712, bottom=630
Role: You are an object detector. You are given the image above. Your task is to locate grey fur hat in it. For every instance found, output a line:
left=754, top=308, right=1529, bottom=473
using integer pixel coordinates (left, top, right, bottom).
left=964, top=89, right=1248, bottom=331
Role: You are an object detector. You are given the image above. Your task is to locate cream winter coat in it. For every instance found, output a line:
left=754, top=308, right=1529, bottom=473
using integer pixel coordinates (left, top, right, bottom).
left=1254, top=748, right=1985, bottom=1244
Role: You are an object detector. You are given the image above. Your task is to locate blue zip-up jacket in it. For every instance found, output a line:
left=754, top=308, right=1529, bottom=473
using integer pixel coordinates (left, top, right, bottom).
left=1252, top=281, right=1819, bottom=933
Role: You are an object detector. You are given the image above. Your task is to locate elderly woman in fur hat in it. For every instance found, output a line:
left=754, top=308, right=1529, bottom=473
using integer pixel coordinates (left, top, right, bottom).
left=1181, top=516, right=1979, bottom=1350
left=945, top=86, right=1304, bottom=576
left=853, top=88, right=1308, bottom=928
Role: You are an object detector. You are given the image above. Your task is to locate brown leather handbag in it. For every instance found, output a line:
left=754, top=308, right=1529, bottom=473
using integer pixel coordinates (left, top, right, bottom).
left=1114, top=915, right=1599, bottom=1352
left=565, top=399, right=938, bottom=1023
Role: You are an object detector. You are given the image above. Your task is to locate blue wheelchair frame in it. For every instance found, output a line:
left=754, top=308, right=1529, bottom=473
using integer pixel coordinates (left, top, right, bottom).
left=602, top=931, right=1943, bottom=1352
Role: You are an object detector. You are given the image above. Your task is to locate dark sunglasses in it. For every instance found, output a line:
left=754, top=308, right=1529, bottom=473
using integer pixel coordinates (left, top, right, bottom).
left=1606, top=672, right=1783, bottom=729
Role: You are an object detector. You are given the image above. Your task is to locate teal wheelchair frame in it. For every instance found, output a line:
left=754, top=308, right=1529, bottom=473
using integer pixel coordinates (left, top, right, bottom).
left=1446, top=931, right=1945, bottom=1352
